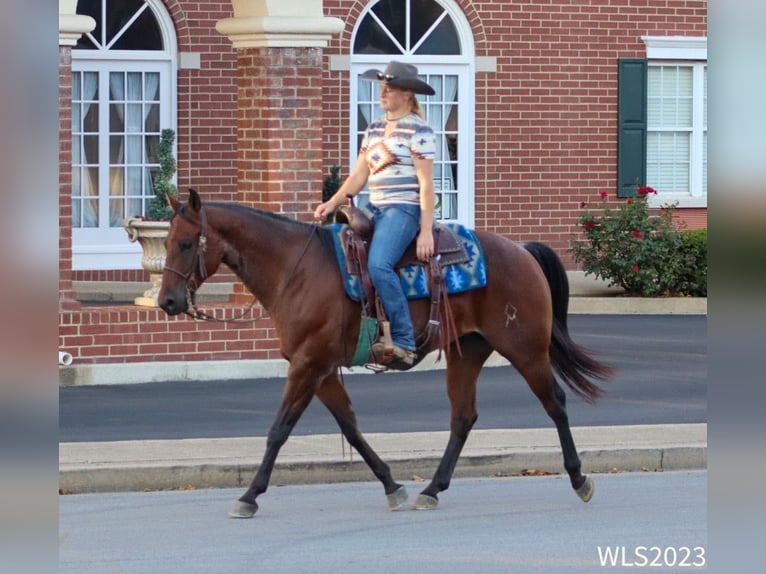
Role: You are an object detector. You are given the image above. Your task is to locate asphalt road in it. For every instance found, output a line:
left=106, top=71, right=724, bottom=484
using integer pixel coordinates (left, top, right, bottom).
left=59, top=315, right=706, bottom=442
left=59, top=470, right=708, bottom=574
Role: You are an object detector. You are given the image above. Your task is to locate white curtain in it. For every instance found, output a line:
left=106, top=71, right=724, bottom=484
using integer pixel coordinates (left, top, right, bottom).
left=79, top=72, right=99, bottom=227
left=107, top=72, right=160, bottom=224
left=109, top=73, right=125, bottom=225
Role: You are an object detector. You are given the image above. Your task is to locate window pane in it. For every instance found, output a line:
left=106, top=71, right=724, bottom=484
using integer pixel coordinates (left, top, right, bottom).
left=83, top=198, right=98, bottom=227
left=126, top=135, right=142, bottom=163
left=372, top=0, right=405, bottom=47
left=109, top=167, right=124, bottom=196
left=702, top=133, right=707, bottom=194
left=72, top=135, right=81, bottom=164
left=126, top=103, right=142, bottom=132
left=83, top=103, right=99, bottom=132
left=127, top=166, right=142, bottom=196
left=112, top=6, right=164, bottom=50
left=73, top=72, right=81, bottom=100
left=354, top=15, right=402, bottom=54
left=126, top=197, right=143, bottom=219
left=647, top=132, right=690, bottom=193
left=144, top=103, right=160, bottom=132
left=145, top=135, right=160, bottom=163
left=83, top=135, right=99, bottom=162
left=415, top=15, right=460, bottom=55
left=109, top=72, right=124, bottom=100
left=72, top=198, right=82, bottom=227
left=409, top=0, right=444, bottom=47
left=127, top=72, right=142, bottom=99
left=109, top=135, right=124, bottom=163
left=110, top=103, right=124, bottom=132
left=429, top=75, right=443, bottom=100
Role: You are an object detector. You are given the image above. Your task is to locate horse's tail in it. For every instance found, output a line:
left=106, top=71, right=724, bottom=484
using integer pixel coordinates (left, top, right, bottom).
left=523, top=242, right=614, bottom=404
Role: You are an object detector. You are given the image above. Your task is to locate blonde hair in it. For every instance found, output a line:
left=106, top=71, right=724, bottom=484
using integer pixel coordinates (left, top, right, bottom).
left=409, top=95, right=425, bottom=119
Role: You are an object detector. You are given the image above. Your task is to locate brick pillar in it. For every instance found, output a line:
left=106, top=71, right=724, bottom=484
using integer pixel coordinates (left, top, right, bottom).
left=59, top=3, right=95, bottom=311
left=217, top=1, right=343, bottom=301
left=58, top=47, right=80, bottom=311
left=237, top=48, right=325, bottom=215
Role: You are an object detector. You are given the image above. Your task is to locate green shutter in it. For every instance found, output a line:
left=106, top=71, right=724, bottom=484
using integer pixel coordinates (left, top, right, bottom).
left=617, top=59, right=647, bottom=197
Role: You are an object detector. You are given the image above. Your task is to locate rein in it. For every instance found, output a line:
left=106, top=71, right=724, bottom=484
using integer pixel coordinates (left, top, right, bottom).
left=163, top=205, right=317, bottom=323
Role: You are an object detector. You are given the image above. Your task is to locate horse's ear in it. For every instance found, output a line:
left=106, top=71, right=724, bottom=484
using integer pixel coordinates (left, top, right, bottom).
left=168, top=193, right=180, bottom=212
left=188, top=188, right=202, bottom=214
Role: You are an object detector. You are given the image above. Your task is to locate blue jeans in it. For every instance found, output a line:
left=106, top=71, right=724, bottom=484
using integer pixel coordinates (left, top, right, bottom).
left=366, top=203, right=420, bottom=351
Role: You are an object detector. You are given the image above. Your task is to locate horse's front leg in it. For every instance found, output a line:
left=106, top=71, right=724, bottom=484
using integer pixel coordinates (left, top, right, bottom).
left=414, top=334, right=491, bottom=510
left=229, top=361, right=321, bottom=518
left=315, top=372, right=407, bottom=510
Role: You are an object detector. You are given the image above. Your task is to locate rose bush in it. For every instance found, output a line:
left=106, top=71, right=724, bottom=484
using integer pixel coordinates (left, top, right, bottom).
left=569, top=186, right=705, bottom=296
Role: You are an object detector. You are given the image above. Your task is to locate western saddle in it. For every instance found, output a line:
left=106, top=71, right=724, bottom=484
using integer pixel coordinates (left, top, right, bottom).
left=335, top=200, right=466, bottom=367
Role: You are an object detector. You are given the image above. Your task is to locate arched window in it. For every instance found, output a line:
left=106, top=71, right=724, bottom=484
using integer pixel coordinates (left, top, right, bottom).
left=351, top=0, right=474, bottom=225
left=71, top=0, right=177, bottom=270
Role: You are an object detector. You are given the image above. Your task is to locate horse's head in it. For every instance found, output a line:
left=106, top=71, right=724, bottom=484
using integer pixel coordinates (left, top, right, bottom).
left=159, top=188, right=217, bottom=316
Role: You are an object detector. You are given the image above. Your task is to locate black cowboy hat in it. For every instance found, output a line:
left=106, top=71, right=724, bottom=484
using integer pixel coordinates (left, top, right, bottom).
left=360, top=61, right=435, bottom=96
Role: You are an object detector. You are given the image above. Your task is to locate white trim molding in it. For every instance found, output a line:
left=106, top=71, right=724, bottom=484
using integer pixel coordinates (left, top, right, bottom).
left=59, top=0, right=95, bottom=46
left=217, top=0, right=344, bottom=49
left=641, top=36, right=707, bottom=60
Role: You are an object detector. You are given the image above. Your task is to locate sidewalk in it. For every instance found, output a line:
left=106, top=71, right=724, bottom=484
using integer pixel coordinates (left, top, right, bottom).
left=59, top=423, right=706, bottom=494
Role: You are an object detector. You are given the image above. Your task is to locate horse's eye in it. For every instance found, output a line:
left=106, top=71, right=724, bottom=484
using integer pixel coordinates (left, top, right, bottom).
left=180, top=239, right=194, bottom=251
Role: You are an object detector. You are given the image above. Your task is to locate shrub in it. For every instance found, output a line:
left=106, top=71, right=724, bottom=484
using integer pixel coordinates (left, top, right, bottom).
left=321, top=164, right=342, bottom=223
left=569, top=186, right=705, bottom=297
left=676, top=229, right=707, bottom=296
left=147, top=129, right=178, bottom=220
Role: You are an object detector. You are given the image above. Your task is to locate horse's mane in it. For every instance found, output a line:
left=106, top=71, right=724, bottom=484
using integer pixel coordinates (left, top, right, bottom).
left=206, top=201, right=336, bottom=253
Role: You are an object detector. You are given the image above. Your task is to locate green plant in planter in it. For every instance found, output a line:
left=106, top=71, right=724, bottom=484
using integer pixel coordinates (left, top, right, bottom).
left=147, top=128, right=178, bottom=220
left=321, top=164, right=342, bottom=223
left=569, top=186, right=689, bottom=296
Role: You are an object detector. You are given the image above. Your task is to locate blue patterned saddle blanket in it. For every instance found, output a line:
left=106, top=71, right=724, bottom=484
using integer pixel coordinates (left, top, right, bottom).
left=328, top=223, right=487, bottom=301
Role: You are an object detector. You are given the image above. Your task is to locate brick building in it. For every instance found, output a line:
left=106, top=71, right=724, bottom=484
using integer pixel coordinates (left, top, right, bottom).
left=58, top=0, right=707, bottom=380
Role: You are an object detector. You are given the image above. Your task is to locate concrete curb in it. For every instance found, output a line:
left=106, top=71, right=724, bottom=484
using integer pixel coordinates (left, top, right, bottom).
left=59, top=423, right=706, bottom=494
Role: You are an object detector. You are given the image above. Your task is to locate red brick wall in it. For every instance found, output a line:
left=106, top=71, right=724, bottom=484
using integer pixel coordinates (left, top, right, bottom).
left=59, top=304, right=281, bottom=363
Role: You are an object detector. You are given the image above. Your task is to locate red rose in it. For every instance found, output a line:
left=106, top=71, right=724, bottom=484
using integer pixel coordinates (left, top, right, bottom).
left=632, top=265, right=639, bottom=273
left=580, top=201, right=587, bottom=208
left=584, top=220, right=595, bottom=230
left=599, top=191, right=608, bottom=199
left=632, top=231, right=643, bottom=238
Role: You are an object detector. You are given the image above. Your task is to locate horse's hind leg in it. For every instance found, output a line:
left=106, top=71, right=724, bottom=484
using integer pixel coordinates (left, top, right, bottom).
left=414, top=333, right=493, bottom=510
left=315, top=373, right=408, bottom=510
left=519, top=357, right=594, bottom=502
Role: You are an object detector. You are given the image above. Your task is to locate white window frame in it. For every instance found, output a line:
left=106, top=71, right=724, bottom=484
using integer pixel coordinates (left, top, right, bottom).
left=71, top=0, right=177, bottom=271
left=348, top=0, right=476, bottom=227
left=642, top=36, right=707, bottom=209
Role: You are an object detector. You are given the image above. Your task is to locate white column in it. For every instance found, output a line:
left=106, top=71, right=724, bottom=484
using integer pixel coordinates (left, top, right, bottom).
left=217, top=0, right=344, bottom=48
left=59, top=0, right=96, bottom=46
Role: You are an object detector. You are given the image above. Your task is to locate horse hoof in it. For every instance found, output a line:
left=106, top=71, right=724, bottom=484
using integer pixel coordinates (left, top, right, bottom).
left=412, top=494, right=439, bottom=510
left=387, top=486, right=408, bottom=511
left=229, top=500, right=258, bottom=518
left=575, top=476, right=595, bottom=503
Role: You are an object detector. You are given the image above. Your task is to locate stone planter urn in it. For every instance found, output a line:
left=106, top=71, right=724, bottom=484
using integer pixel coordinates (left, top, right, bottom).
left=123, top=217, right=170, bottom=307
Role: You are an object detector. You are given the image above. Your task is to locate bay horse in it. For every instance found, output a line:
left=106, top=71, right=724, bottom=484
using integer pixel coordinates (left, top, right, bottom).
left=159, top=189, right=613, bottom=518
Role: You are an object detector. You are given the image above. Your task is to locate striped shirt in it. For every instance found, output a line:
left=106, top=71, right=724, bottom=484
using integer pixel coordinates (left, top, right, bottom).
left=360, top=113, right=436, bottom=206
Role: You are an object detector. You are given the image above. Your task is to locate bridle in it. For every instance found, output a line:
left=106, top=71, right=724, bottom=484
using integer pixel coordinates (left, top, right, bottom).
left=163, top=204, right=316, bottom=322
left=162, top=204, right=225, bottom=320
